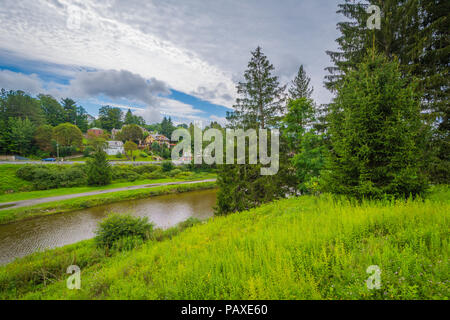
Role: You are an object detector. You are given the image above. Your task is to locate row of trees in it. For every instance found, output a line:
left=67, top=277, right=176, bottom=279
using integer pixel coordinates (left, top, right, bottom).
left=0, top=90, right=89, bottom=156
left=215, top=1, right=448, bottom=214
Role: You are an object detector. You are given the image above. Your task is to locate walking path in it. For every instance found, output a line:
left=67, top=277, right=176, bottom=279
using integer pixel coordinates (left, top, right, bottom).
left=0, top=179, right=216, bottom=211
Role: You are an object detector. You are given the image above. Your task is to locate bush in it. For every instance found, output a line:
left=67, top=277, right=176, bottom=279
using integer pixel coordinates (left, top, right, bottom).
left=83, top=146, right=94, bottom=157
left=16, top=165, right=87, bottom=190
left=143, top=170, right=166, bottom=180
left=162, top=161, right=174, bottom=172
left=133, top=165, right=159, bottom=175
left=140, top=152, right=148, bottom=158
left=111, top=166, right=140, bottom=181
left=174, top=171, right=193, bottom=179
left=95, top=214, right=154, bottom=249
left=168, top=169, right=182, bottom=177
left=115, top=152, right=123, bottom=159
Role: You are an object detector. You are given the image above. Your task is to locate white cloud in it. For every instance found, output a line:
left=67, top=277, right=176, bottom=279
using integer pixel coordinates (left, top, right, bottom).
left=0, top=0, right=237, bottom=107
left=0, top=70, right=43, bottom=93
left=0, top=0, right=341, bottom=108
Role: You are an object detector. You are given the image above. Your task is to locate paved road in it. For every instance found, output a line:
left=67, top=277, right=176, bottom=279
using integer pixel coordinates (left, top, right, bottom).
left=0, top=179, right=216, bottom=211
left=0, top=161, right=167, bottom=165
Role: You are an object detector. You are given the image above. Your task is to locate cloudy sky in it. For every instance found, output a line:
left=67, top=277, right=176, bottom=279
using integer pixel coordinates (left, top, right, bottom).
left=0, top=0, right=341, bottom=125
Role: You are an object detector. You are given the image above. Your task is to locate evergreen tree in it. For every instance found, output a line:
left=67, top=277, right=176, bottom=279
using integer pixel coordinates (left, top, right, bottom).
left=87, top=148, right=112, bottom=186
left=288, top=65, right=313, bottom=100
left=216, top=47, right=292, bottom=215
left=61, top=98, right=78, bottom=124
left=38, top=94, right=66, bottom=127
left=324, top=53, right=428, bottom=199
left=283, top=98, right=326, bottom=194
left=124, top=109, right=134, bottom=125
left=160, top=117, right=175, bottom=137
left=326, top=0, right=449, bottom=182
left=98, top=106, right=123, bottom=131
left=227, top=46, right=286, bottom=129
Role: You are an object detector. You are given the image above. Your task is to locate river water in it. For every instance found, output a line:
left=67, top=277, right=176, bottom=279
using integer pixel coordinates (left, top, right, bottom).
left=0, top=189, right=217, bottom=265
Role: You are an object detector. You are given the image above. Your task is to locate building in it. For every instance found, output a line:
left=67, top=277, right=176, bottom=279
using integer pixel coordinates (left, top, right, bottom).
left=87, top=128, right=104, bottom=137
left=105, top=141, right=124, bottom=156
left=143, top=133, right=171, bottom=148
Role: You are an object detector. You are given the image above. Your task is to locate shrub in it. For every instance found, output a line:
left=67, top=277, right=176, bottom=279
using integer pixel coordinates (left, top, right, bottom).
left=143, top=170, right=166, bottom=180
left=83, top=146, right=94, bottom=157
left=111, top=166, right=140, bottom=181
left=133, top=165, right=159, bottom=175
left=162, top=161, right=174, bottom=172
left=168, top=169, right=182, bottom=177
left=140, top=152, right=148, bottom=158
left=95, top=214, right=154, bottom=249
left=16, top=165, right=87, bottom=190
left=115, top=152, right=123, bottom=159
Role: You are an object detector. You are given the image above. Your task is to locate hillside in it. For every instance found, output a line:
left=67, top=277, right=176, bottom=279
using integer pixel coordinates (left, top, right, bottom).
left=1, top=187, right=448, bottom=300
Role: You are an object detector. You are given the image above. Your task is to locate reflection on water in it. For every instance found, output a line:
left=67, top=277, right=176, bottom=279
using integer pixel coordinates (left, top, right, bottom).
left=0, top=189, right=217, bottom=265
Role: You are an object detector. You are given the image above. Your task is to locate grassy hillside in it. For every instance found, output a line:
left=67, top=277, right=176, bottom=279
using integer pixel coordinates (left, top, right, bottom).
left=1, top=186, right=448, bottom=300
left=0, top=165, right=33, bottom=194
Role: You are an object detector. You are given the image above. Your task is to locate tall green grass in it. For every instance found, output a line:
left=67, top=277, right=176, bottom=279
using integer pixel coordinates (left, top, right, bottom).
left=1, top=187, right=448, bottom=300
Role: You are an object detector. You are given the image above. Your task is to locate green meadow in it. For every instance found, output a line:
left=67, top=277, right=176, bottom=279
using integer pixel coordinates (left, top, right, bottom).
left=1, top=186, right=448, bottom=300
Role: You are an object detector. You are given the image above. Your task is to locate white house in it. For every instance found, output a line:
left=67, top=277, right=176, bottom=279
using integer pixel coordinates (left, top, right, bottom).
left=105, top=141, right=124, bottom=156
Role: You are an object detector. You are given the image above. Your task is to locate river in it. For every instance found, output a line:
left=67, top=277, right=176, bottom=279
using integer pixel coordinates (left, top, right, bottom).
left=0, top=189, right=217, bottom=265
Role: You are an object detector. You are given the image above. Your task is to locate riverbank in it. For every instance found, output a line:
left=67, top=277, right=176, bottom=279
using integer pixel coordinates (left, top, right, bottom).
left=0, top=181, right=217, bottom=225
left=1, top=185, right=448, bottom=300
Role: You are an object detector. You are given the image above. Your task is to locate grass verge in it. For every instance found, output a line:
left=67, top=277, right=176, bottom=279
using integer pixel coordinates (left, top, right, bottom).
left=0, top=172, right=216, bottom=203
left=0, top=181, right=217, bottom=225
left=0, top=165, right=33, bottom=194
left=0, top=186, right=448, bottom=300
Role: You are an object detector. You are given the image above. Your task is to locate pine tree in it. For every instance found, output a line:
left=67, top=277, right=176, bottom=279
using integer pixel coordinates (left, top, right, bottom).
left=87, top=148, right=112, bottom=186
left=288, top=65, right=313, bottom=100
left=227, top=46, right=286, bottom=129
left=324, top=53, right=428, bottom=199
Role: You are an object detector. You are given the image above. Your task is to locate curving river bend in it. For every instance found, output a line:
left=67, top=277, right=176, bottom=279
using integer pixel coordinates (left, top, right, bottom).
left=0, top=189, right=217, bottom=265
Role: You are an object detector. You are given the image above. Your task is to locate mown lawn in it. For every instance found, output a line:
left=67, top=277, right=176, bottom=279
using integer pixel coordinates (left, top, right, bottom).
left=0, top=165, right=33, bottom=194
left=0, top=186, right=448, bottom=300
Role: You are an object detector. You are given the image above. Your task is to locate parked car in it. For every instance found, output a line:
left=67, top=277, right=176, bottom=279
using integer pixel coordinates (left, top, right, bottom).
left=41, top=158, right=56, bottom=162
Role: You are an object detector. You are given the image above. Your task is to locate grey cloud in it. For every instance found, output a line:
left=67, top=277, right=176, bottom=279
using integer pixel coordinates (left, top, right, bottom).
left=192, top=82, right=234, bottom=103
left=69, top=69, right=170, bottom=105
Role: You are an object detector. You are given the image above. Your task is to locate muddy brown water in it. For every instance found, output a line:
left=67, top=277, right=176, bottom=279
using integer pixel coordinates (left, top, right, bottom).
left=0, top=189, right=217, bottom=265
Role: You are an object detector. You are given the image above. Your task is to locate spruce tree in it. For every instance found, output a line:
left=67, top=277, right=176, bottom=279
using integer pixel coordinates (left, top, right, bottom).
left=326, top=0, right=449, bottom=182
left=216, top=47, right=291, bottom=215
left=227, top=46, right=286, bottom=129
left=288, top=65, right=313, bottom=100
left=324, top=53, right=428, bottom=199
left=87, top=148, right=112, bottom=186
